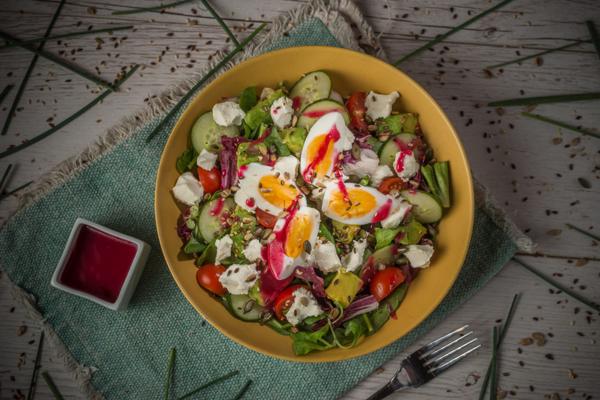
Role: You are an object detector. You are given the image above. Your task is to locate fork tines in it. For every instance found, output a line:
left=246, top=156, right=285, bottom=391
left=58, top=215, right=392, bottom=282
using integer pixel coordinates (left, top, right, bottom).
left=413, top=324, right=481, bottom=377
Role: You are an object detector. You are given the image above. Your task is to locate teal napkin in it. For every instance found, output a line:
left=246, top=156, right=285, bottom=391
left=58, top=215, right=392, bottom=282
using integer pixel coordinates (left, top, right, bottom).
left=0, top=18, right=518, bottom=400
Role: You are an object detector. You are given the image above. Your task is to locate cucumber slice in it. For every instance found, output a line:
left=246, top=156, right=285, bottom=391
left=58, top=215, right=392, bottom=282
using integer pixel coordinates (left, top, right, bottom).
left=378, top=134, right=422, bottom=168
left=198, top=197, right=235, bottom=242
left=296, top=99, right=350, bottom=130
left=400, top=190, right=442, bottom=223
left=190, top=112, right=239, bottom=153
left=289, top=71, right=331, bottom=111
left=227, top=294, right=264, bottom=321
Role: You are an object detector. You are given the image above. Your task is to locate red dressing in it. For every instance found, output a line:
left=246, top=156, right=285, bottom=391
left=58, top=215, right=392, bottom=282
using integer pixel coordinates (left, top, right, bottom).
left=371, top=198, right=393, bottom=224
left=302, top=109, right=339, bottom=119
left=301, top=125, right=341, bottom=182
left=59, top=225, right=137, bottom=303
left=210, top=197, right=225, bottom=216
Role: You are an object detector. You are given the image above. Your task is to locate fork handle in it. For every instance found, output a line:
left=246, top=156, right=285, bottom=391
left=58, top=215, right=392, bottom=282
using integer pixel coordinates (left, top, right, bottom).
left=365, top=382, right=406, bottom=400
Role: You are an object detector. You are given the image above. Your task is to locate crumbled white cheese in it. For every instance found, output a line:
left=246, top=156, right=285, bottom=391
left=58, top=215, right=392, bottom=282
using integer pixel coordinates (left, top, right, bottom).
left=404, top=244, right=434, bottom=268
left=313, top=240, right=342, bottom=273
left=243, top=239, right=263, bottom=262
left=284, top=287, right=323, bottom=326
left=370, top=165, right=394, bottom=187
left=394, top=151, right=420, bottom=182
left=270, top=96, right=294, bottom=129
left=196, top=149, right=218, bottom=171
left=329, top=90, right=344, bottom=103
left=273, top=155, right=299, bottom=180
left=343, top=149, right=379, bottom=178
left=260, top=87, right=274, bottom=100
left=381, top=200, right=412, bottom=229
left=342, top=239, right=368, bottom=272
left=365, top=91, right=400, bottom=121
left=215, top=234, right=233, bottom=265
left=172, top=172, right=204, bottom=206
left=212, top=101, right=245, bottom=127
left=218, top=263, right=258, bottom=295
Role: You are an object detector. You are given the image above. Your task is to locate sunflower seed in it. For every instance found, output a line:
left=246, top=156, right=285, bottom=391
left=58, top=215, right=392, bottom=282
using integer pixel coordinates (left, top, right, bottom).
left=303, top=240, right=312, bottom=254
left=243, top=299, right=255, bottom=313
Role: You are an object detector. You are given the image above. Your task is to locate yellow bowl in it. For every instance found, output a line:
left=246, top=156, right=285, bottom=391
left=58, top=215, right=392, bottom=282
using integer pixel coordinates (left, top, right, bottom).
left=155, top=46, right=474, bottom=362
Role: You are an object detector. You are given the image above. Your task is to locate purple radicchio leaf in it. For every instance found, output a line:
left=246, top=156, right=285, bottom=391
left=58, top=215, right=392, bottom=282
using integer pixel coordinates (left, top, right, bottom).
left=219, top=136, right=248, bottom=189
left=293, top=266, right=327, bottom=299
left=336, top=295, right=379, bottom=326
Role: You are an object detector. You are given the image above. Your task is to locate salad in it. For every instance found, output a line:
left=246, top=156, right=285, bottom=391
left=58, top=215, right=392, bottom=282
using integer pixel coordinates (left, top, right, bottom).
left=172, top=71, right=451, bottom=355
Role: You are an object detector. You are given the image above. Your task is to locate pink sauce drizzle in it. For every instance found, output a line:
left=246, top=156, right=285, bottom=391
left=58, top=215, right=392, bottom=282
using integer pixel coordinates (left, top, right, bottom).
left=394, top=149, right=413, bottom=174
left=267, top=197, right=301, bottom=280
left=237, top=165, right=248, bottom=179
left=301, top=126, right=341, bottom=183
left=210, top=197, right=225, bottom=216
left=371, top=198, right=393, bottom=224
left=245, top=197, right=256, bottom=208
left=302, top=109, right=338, bottom=119
left=292, top=96, right=302, bottom=111
left=251, top=127, right=271, bottom=145
left=334, top=168, right=349, bottom=203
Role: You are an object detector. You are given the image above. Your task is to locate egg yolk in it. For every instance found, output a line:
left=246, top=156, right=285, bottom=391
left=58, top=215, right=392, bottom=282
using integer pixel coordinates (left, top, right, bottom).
left=328, top=188, right=377, bottom=219
left=258, top=175, right=300, bottom=210
left=306, top=134, right=334, bottom=178
left=284, top=213, right=313, bottom=258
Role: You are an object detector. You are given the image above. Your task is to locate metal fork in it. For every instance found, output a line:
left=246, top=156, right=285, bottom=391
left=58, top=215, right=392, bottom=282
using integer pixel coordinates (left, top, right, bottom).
left=366, top=325, right=481, bottom=400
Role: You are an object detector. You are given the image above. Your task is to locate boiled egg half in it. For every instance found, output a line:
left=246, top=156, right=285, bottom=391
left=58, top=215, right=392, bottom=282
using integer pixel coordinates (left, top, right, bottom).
left=321, top=181, right=393, bottom=225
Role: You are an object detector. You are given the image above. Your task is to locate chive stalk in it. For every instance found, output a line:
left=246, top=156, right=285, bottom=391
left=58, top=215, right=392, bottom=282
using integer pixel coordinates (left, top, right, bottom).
left=1, top=0, right=65, bottom=136
left=485, top=40, right=589, bottom=70
left=41, top=372, right=65, bottom=400
left=26, top=331, right=44, bottom=400
left=522, top=112, right=600, bottom=140
left=177, top=370, right=240, bottom=400
left=488, top=92, right=600, bottom=107
left=489, top=326, right=499, bottom=400
left=164, top=347, right=176, bottom=400
left=112, top=0, right=196, bottom=15
left=513, top=258, right=600, bottom=311
left=231, top=380, right=253, bottom=400
left=395, top=0, right=516, bottom=65
left=0, top=30, right=114, bottom=90
left=0, top=180, right=33, bottom=202
left=200, top=0, right=240, bottom=46
left=0, top=163, right=15, bottom=194
left=0, top=25, right=134, bottom=49
left=0, top=65, right=139, bottom=160
left=566, top=223, right=600, bottom=242
left=145, top=23, right=266, bottom=142
left=0, top=84, right=13, bottom=105
left=586, top=21, right=600, bottom=60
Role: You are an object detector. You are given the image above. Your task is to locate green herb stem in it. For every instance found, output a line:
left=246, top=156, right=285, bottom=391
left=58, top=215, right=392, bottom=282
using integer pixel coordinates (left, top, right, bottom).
left=145, top=23, right=266, bottom=142
left=485, top=40, right=590, bottom=70
left=478, top=294, right=520, bottom=400
left=586, top=21, right=600, bottom=60
left=0, top=163, right=15, bottom=194
left=164, top=347, right=176, bottom=400
left=199, top=0, right=239, bottom=46
left=566, top=223, right=600, bottom=242
left=177, top=370, right=239, bottom=400
left=0, top=25, right=134, bottom=49
left=0, top=30, right=113, bottom=90
left=26, top=331, right=44, bottom=400
left=41, top=372, right=64, bottom=400
left=489, top=326, right=499, bottom=400
left=522, top=112, right=600, bottom=139
left=488, top=92, right=600, bottom=107
left=1, top=0, right=65, bottom=136
left=231, top=380, right=253, bottom=400
left=0, top=65, right=139, bottom=160
left=113, top=0, right=195, bottom=15
left=395, top=0, right=516, bottom=65
left=513, top=258, right=600, bottom=311
left=0, top=84, right=13, bottom=105
left=0, top=180, right=33, bottom=201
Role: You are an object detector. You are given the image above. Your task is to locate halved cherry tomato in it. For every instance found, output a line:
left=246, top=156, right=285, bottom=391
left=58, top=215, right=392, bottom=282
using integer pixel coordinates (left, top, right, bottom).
left=255, top=208, right=278, bottom=229
left=197, top=166, right=221, bottom=194
left=273, top=284, right=304, bottom=320
left=370, top=267, right=405, bottom=302
left=378, top=177, right=407, bottom=194
left=196, top=264, right=227, bottom=296
left=346, top=92, right=369, bottom=134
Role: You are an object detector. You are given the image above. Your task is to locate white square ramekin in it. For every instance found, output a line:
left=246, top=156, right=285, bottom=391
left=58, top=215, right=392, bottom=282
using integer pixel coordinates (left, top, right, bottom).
left=50, top=217, right=151, bottom=311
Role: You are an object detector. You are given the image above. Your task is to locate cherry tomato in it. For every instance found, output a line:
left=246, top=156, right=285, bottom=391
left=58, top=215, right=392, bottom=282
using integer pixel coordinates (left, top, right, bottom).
left=370, top=267, right=405, bottom=302
left=197, top=166, right=221, bottom=194
left=378, top=177, right=407, bottom=194
left=346, top=92, right=368, bottom=134
left=196, top=264, right=227, bottom=296
left=273, top=284, right=304, bottom=320
left=255, top=208, right=278, bottom=229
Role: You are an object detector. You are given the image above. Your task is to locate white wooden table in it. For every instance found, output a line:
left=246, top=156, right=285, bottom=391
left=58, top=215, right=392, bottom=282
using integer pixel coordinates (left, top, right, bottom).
left=1, top=1, right=599, bottom=399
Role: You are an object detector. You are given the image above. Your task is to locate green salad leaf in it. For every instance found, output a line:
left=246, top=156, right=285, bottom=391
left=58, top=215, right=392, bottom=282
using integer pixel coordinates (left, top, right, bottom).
left=376, top=113, right=418, bottom=135
left=264, top=127, right=291, bottom=156
left=368, top=284, right=408, bottom=334
left=374, top=227, right=402, bottom=250
left=291, top=324, right=333, bottom=356
left=176, top=148, right=198, bottom=173
left=243, top=88, right=285, bottom=133
left=195, top=239, right=216, bottom=266
left=239, top=86, right=258, bottom=112
left=332, top=220, right=360, bottom=244
left=279, top=127, right=307, bottom=157
left=183, top=236, right=206, bottom=254
left=229, top=207, right=257, bottom=258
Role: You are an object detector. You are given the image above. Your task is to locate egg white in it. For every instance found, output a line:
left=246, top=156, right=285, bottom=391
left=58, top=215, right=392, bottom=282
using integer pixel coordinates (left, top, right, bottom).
left=321, top=181, right=392, bottom=225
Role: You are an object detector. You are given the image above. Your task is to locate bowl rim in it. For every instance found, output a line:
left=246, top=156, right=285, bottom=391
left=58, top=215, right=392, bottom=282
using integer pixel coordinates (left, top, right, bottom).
left=154, top=45, right=474, bottom=363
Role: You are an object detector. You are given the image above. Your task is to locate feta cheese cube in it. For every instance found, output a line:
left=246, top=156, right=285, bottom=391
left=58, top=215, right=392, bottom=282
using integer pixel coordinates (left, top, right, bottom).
left=284, top=287, right=323, bottom=325
left=365, top=91, right=400, bottom=120
left=314, top=240, right=342, bottom=273
left=381, top=200, right=412, bottom=229
left=197, top=149, right=218, bottom=171
left=212, top=101, right=245, bottom=127
left=394, top=151, right=420, bottom=182
left=404, top=244, right=434, bottom=268
left=370, top=165, right=394, bottom=187
left=343, top=149, right=379, bottom=178
left=215, top=234, right=233, bottom=265
left=172, top=172, right=204, bottom=206
left=270, top=96, right=294, bottom=129
left=342, top=239, right=368, bottom=272
left=218, top=263, right=258, bottom=295
left=243, top=239, right=263, bottom=262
